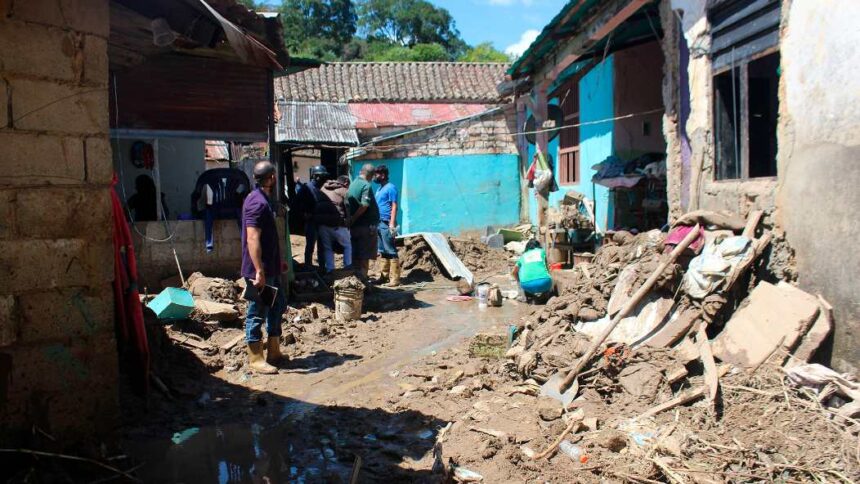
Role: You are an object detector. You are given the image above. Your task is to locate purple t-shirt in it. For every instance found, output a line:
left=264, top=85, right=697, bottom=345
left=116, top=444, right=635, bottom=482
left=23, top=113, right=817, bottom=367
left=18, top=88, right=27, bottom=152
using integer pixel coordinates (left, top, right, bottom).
left=241, top=188, right=281, bottom=279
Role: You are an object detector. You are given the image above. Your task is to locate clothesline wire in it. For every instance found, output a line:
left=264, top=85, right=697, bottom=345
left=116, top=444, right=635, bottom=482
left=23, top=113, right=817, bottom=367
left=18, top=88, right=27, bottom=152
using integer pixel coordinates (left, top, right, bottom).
left=288, top=106, right=665, bottom=153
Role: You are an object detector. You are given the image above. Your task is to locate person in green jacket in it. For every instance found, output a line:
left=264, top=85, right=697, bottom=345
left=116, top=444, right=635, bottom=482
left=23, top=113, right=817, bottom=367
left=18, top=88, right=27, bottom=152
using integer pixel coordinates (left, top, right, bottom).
left=513, top=239, right=554, bottom=302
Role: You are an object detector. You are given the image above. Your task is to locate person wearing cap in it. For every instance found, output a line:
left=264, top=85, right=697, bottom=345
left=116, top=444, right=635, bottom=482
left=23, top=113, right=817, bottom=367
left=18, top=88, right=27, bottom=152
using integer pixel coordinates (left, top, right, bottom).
left=314, top=175, right=352, bottom=273
left=346, top=163, right=380, bottom=280
left=241, top=161, right=287, bottom=374
left=373, top=165, right=401, bottom=286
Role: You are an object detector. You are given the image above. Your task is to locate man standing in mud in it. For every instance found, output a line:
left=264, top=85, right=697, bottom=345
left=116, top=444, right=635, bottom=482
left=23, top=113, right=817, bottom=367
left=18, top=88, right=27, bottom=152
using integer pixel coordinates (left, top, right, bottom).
left=241, top=161, right=286, bottom=374
left=347, top=163, right=380, bottom=281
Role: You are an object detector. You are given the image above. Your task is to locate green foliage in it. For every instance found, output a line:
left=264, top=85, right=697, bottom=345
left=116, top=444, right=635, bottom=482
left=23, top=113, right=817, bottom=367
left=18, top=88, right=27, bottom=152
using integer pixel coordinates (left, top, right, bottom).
left=278, top=0, right=357, bottom=59
left=364, top=42, right=449, bottom=62
left=357, top=0, right=466, bottom=59
left=260, top=0, right=499, bottom=62
left=459, top=42, right=510, bottom=62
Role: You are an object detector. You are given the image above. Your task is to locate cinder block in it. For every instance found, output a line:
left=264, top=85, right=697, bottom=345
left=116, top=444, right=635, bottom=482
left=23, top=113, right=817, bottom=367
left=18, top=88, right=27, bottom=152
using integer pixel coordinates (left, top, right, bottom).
left=0, top=21, right=77, bottom=81
left=83, top=34, right=108, bottom=85
left=0, top=295, right=19, bottom=347
left=0, top=132, right=85, bottom=186
left=1, top=333, right=118, bottom=439
left=10, top=78, right=108, bottom=134
left=15, top=187, right=112, bottom=241
left=18, top=286, right=113, bottom=343
left=84, top=136, right=113, bottom=184
left=0, top=238, right=111, bottom=293
left=11, top=0, right=110, bottom=37
left=0, top=190, right=15, bottom=239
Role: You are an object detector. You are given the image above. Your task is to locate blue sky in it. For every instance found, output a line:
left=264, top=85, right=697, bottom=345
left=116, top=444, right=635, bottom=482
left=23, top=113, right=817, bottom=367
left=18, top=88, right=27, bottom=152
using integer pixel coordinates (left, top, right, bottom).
left=429, top=0, right=567, bottom=56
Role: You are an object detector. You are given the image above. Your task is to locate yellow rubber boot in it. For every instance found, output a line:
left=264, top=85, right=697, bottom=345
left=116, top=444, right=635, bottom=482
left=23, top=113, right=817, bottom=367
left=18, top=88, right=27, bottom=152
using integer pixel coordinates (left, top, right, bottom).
left=247, top=341, right=277, bottom=374
left=373, top=258, right=391, bottom=284
left=266, top=337, right=285, bottom=365
left=384, top=259, right=401, bottom=287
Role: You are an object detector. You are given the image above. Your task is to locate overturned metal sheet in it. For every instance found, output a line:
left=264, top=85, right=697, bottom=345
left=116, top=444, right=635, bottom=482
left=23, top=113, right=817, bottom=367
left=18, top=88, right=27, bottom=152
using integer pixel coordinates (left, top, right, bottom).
left=404, top=233, right=474, bottom=286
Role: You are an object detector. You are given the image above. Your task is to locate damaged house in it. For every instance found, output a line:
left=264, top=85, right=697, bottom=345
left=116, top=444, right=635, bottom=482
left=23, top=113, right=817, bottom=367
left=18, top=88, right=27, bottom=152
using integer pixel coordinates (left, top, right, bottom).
left=508, top=0, right=859, bottom=372
left=275, top=62, right=522, bottom=235
left=0, top=0, right=287, bottom=442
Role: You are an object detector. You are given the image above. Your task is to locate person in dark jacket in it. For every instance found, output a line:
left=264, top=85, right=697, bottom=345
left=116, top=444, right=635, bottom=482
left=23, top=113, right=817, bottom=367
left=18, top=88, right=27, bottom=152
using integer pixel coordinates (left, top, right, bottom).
left=314, top=175, right=352, bottom=273
left=300, top=165, right=328, bottom=268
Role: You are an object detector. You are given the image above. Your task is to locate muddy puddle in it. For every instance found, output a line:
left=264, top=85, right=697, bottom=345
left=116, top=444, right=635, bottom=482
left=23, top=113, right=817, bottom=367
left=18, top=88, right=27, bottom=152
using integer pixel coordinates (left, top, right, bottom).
left=124, top=279, right=530, bottom=483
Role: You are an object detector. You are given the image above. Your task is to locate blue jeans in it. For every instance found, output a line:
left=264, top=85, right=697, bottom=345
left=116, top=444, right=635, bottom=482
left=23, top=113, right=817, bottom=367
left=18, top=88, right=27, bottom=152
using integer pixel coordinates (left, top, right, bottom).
left=245, top=276, right=286, bottom=343
left=520, top=277, right=553, bottom=295
left=318, top=225, right=352, bottom=272
left=377, top=221, right=398, bottom=259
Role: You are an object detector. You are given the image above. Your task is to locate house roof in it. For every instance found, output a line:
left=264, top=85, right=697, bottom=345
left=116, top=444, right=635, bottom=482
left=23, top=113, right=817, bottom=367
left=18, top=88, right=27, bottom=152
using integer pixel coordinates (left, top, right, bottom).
left=275, top=62, right=510, bottom=103
left=275, top=101, right=359, bottom=146
left=349, top=103, right=492, bottom=130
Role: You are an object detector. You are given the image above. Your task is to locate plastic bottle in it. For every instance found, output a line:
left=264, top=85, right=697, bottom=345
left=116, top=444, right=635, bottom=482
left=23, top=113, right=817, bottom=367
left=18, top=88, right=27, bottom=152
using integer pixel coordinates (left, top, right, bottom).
left=559, top=440, right=588, bottom=463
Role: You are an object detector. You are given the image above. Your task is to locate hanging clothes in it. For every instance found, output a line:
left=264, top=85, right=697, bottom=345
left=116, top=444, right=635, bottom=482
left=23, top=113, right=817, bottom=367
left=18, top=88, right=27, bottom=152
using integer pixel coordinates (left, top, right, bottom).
left=112, top=175, right=150, bottom=394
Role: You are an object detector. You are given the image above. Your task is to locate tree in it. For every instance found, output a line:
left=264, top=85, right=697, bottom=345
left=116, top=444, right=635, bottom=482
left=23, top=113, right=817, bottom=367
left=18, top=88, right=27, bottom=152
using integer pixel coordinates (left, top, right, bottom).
left=459, top=42, right=510, bottom=62
left=357, top=0, right=466, bottom=60
left=365, top=42, right=449, bottom=62
left=278, top=0, right=357, bottom=59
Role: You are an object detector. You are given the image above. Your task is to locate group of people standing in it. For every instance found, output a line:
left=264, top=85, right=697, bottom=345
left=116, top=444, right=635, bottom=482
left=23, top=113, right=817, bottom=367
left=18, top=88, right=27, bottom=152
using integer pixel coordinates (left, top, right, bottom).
left=298, top=162, right=401, bottom=286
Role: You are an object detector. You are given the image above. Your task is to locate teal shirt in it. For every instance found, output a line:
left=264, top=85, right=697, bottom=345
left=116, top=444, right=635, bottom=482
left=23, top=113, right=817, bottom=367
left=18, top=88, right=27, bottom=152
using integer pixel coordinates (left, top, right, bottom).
left=346, top=177, right=380, bottom=226
left=516, top=248, right=551, bottom=283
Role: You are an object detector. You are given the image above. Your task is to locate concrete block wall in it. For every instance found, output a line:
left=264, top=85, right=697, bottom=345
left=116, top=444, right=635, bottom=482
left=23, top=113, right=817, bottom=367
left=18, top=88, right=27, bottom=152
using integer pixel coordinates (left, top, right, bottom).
left=0, top=0, right=118, bottom=442
left=133, top=220, right=244, bottom=290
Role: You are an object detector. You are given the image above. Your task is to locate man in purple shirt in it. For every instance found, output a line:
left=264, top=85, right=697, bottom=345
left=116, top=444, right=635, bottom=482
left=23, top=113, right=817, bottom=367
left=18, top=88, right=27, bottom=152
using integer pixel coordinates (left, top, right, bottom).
left=241, top=161, right=286, bottom=374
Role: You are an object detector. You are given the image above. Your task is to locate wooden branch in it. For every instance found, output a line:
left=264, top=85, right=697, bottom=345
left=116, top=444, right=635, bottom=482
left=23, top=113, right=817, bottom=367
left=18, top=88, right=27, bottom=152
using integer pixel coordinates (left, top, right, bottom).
left=533, top=410, right=585, bottom=459
left=556, top=225, right=701, bottom=393
left=637, top=366, right=731, bottom=420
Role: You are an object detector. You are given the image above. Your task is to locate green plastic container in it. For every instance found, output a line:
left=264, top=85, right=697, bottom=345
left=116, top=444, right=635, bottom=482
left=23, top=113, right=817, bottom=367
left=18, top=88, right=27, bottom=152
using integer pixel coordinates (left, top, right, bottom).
left=147, top=287, right=195, bottom=320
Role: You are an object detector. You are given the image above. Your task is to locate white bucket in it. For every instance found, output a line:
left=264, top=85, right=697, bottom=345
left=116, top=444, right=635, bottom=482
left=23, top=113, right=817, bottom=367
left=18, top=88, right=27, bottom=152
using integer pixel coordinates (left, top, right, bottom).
left=476, top=283, right=490, bottom=309
left=334, top=288, right=363, bottom=322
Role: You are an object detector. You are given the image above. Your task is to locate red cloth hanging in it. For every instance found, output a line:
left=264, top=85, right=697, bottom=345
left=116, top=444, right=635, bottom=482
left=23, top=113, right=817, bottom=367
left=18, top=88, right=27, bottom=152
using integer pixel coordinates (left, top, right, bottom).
left=111, top=175, right=150, bottom=393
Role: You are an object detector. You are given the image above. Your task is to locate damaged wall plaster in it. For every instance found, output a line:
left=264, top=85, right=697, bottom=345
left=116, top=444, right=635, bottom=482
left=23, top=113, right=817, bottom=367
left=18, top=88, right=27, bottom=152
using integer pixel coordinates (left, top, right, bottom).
left=661, top=0, right=860, bottom=370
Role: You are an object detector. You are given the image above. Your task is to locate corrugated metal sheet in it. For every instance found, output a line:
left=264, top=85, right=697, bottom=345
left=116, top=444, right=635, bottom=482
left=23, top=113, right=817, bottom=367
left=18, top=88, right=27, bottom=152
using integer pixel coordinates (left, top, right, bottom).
left=276, top=101, right=359, bottom=145
left=349, top=103, right=491, bottom=129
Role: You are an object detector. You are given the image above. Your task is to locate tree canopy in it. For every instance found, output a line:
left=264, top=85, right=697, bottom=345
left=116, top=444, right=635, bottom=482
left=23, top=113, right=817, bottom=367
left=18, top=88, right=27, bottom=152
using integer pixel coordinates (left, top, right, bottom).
left=240, top=0, right=511, bottom=62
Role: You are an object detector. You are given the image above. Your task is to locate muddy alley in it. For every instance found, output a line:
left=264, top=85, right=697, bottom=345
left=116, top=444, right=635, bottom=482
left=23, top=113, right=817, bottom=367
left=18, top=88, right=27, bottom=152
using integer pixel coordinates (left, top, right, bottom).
left=121, top=236, right=528, bottom=482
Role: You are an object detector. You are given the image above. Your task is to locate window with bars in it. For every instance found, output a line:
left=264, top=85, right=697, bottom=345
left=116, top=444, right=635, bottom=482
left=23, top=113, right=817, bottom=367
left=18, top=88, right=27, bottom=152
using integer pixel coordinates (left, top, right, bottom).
left=555, top=79, right=580, bottom=185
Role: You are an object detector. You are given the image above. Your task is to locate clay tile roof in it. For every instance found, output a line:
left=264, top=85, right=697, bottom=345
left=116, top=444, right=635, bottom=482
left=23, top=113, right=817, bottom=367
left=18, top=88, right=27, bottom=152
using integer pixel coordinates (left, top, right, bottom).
left=275, top=62, right=510, bottom=103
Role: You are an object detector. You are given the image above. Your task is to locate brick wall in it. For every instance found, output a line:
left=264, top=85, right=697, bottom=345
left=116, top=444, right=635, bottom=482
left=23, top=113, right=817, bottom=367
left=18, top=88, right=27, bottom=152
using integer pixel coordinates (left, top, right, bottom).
left=357, top=106, right=518, bottom=160
left=0, top=0, right=118, bottom=442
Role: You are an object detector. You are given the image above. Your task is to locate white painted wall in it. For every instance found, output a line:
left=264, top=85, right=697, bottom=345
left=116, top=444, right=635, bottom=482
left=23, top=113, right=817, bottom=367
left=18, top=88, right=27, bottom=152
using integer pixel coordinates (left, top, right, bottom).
left=112, top=137, right=206, bottom=219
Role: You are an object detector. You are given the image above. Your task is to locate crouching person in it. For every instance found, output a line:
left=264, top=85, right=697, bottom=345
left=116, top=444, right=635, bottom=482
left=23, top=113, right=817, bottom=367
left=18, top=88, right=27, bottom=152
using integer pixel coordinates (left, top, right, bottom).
left=241, top=161, right=286, bottom=374
left=512, top=239, right=554, bottom=304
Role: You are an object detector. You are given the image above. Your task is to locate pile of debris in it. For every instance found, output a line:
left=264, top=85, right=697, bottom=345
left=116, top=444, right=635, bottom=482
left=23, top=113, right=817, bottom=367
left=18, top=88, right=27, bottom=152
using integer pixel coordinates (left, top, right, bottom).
left=384, top=209, right=858, bottom=482
left=400, top=233, right=517, bottom=283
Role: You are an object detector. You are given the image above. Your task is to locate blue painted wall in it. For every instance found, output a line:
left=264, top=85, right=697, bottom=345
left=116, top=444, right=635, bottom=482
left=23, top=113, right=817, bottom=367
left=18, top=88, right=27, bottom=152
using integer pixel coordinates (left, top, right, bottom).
left=528, top=55, right=616, bottom=231
left=352, top=154, right=521, bottom=235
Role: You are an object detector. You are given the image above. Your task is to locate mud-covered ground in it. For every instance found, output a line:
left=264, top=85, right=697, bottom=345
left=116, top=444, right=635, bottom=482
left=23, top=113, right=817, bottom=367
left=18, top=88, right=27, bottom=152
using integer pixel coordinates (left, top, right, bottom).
left=117, top=233, right=858, bottom=483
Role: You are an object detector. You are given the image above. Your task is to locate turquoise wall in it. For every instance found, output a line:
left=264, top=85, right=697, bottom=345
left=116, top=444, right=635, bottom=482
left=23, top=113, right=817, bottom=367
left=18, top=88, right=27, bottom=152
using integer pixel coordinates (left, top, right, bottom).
left=352, top=154, right=521, bottom=235
left=528, top=55, right=615, bottom=231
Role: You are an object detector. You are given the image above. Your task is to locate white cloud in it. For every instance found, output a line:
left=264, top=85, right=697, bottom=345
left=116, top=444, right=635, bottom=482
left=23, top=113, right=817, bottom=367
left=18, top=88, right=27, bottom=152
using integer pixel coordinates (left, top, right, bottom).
left=505, top=29, right=540, bottom=58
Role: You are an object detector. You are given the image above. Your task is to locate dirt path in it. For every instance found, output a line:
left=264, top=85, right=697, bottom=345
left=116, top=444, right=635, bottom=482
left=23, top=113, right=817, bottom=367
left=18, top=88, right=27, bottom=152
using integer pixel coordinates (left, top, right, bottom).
left=123, top=275, right=528, bottom=483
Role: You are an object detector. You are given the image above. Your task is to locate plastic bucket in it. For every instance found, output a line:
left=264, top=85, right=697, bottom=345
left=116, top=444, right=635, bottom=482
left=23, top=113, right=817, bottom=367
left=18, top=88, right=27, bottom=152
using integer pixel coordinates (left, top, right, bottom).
left=549, top=262, right=564, bottom=271
left=334, top=287, right=363, bottom=322
left=476, top=283, right=490, bottom=308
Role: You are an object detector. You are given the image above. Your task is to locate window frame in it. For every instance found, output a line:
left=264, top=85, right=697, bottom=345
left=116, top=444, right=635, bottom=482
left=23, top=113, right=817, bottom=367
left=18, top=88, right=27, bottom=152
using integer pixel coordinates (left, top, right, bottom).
left=554, top=77, right=582, bottom=186
left=711, top=47, right=780, bottom=182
